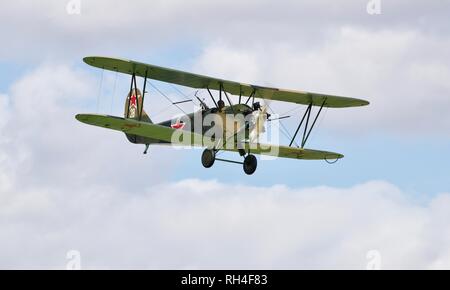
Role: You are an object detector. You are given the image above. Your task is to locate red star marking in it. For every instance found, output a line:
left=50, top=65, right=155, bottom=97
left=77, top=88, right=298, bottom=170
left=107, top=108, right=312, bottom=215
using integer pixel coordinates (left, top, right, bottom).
left=171, top=122, right=185, bottom=130
left=130, top=94, right=137, bottom=107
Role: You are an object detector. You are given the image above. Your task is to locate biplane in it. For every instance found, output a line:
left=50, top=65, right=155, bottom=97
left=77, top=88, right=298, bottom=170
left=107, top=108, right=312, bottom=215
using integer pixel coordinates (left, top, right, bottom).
left=76, top=56, right=369, bottom=175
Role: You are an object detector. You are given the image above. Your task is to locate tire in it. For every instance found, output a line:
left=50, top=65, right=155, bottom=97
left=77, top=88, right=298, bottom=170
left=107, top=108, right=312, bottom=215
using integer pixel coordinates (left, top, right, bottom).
left=243, top=154, right=257, bottom=175
left=201, top=149, right=215, bottom=168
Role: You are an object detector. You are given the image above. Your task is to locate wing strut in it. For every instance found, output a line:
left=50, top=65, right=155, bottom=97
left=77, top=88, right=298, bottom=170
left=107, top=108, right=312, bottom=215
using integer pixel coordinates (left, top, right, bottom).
left=289, top=99, right=327, bottom=148
left=126, top=72, right=150, bottom=143
left=126, top=71, right=148, bottom=121
left=222, top=84, right=235, bottom=115
left=139, top=69, right=148, bottom=121
left=244, top=89, right=255, bottom=105
left=238, top=87, right=242, bottom=104
left=302, top=99, right=326, bottom=148
left=126, top=73, right=136, bottom=118
left=207, top=87, right=218, bottom=108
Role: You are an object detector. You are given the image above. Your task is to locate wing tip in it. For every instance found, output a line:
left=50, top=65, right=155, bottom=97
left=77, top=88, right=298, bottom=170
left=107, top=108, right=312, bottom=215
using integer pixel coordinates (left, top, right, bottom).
left=324, top=153, right=344, bottom=161
left=342, top=98, right=369, bottom=108
left=83, top=56, right=129, bottom=67
left=358, top=99, right=370, bottom=106
left=330, top=153, right=344, bottom=159
left=83, top=56, right=96, bottom=65
left=75, top=113, right=90, bottom=124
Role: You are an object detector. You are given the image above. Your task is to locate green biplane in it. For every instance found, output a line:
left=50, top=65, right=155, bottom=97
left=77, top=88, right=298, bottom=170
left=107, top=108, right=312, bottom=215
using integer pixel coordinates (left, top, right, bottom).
left=76, top=56, right=369, bottom=175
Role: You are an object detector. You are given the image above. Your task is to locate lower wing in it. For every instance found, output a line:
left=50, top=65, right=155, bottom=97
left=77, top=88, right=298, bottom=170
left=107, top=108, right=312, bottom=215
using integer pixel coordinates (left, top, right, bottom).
left=75, top=114, right=343, bottom=160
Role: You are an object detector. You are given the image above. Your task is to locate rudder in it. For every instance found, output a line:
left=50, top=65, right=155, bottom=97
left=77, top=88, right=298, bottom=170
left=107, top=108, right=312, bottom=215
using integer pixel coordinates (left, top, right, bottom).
left=124, top=88, right=152, bottom=123
left=124, top=88, right=152, bottom=144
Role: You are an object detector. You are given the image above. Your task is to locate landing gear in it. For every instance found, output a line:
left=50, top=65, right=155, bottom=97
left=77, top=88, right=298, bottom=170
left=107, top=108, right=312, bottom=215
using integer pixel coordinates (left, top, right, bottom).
left=243, top=154, right=257, bottom=175
left=201, top=149, right=216, bottom=168
left=201, top=149, right=257, bottom=175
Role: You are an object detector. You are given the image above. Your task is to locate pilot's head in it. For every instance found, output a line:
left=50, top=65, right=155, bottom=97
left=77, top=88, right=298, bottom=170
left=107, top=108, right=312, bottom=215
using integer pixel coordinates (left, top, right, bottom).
left=218, top=100, right=225, bottom=111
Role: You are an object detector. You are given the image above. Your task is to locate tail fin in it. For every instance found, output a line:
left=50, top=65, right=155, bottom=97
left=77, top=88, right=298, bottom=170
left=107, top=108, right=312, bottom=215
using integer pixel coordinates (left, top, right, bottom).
left=124, top=88, right=152, bottom=144
left=124, top=88, right=152, bottom=123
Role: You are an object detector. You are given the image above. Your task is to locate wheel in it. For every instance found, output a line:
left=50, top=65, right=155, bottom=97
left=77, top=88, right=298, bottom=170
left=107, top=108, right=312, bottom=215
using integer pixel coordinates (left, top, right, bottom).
left=201, top=149, right=216, bottom=168
left=243, top=154, right=257, bottom=175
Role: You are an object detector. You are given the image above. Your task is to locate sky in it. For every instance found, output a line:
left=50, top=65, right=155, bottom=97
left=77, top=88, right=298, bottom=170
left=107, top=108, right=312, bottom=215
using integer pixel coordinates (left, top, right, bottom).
left=0, top=0, right=450, bottom=269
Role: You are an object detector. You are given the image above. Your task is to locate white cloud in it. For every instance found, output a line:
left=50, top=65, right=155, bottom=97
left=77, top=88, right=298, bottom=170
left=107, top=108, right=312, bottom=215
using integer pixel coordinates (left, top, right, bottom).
left=0, top=63, right=182, bottom=192
left=1, top=1, right=449, bottom=61
left=192, top=27, right=450, bottom=135
left=1, top=173, right=450, bottom=269
left=0, top=63, right=186, bottom=268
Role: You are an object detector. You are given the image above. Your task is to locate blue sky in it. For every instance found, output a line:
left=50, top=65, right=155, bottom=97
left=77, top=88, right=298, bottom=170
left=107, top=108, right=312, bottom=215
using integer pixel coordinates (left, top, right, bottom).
left=1, top=0, right=450, bottom=269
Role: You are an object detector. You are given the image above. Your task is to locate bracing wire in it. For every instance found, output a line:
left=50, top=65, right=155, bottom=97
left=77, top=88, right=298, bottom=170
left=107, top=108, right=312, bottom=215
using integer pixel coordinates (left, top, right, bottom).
left=267, top=103, right=329, bottom=148
left=170, top=84, right=201, bottom=109
left=97, top=68, right=104, bottom=113
left=279, top=105, right=304, bottom=118
left=110, top=70, right=118, bottom=114
left=152, top=103, right=178, bottom=120
left=306, top=106, right=328, bottom=146
left=265, top=102, right=299, bottom=147
left=170, top=84, right=191, bottom=100
left=279, top=120, right=297, bottom=146
left=146, top=80, right=187, bottom=115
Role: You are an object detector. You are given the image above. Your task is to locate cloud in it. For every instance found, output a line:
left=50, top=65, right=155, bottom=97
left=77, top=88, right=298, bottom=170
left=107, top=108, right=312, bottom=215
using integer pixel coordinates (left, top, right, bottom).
left=192, top=27, right=450, bottom=135
left=1, top=1, right=449, bottom=61
left=0, top=63, right=182, bottom=192
left=0, top=63, right=187, bottom=268
left=1, top=172, right=450, bottom=269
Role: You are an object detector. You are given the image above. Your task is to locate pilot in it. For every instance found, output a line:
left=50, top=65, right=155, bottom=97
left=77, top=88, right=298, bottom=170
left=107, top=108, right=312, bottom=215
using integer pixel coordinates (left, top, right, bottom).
left=217, top=99, right=225, bottom=112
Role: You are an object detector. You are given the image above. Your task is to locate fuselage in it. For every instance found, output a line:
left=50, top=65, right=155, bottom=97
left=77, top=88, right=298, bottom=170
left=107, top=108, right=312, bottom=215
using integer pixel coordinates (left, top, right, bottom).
left=128, top=101, right=268, bottom=147
left=158, top=103, right=254, bottom=135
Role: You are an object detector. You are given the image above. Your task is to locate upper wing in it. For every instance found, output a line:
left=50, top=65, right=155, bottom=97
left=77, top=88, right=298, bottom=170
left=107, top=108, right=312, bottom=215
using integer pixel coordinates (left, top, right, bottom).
left=75, top=114, right=343, bottom=160
left=83, top=56, right=370, bottom=108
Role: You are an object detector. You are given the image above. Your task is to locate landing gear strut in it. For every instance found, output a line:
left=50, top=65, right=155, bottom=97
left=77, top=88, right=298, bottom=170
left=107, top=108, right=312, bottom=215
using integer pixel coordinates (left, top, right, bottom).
left=201, top=149, right=257, bottom=175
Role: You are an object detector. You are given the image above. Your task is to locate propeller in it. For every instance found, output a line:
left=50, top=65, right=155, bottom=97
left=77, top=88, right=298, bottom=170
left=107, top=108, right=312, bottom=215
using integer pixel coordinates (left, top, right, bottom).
left=248, top=100, right=271, bottom=142
left=248, top=99, right=292, bottom=142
